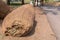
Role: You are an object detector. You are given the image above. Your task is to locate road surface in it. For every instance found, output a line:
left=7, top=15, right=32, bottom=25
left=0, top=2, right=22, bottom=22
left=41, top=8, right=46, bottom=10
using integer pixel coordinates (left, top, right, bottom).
left=42, top=6, right=60, bottom=40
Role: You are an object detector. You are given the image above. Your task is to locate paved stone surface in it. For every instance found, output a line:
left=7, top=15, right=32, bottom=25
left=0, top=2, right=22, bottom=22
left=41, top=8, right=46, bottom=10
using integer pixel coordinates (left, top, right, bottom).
left=42, top=6, right=60, bottom=40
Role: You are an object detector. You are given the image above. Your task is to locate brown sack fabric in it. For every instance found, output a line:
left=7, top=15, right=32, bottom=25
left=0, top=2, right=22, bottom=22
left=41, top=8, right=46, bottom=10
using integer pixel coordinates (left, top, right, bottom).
left=2, top=4, right=35, bottom=37
left=1, top=4, right=56, bottom=40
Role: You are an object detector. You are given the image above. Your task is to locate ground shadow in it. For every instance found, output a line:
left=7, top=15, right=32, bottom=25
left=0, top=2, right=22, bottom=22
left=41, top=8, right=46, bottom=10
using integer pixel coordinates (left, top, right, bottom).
left=22, top=20, right=37, bottom=37
left=41, top=4, right=56, bottom=8
left=57, top=6, right=60, bottom=11
left=43, top=10, right=58, bottom=15
left=0, top=19, right=3, bottom=27
left=38, top=5, right=58, bottom=15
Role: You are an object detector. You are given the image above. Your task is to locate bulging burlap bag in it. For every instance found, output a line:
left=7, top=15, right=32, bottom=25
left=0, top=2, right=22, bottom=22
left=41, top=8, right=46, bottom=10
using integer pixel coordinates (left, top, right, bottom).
left=1, top=4, right=56, bottom=40
left=2, top=4, right=35, bottom=37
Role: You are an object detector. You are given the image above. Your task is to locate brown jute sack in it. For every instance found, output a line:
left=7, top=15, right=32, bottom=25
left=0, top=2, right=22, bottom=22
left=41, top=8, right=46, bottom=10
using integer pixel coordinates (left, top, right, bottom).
left=2, top=4, right=35, bottom=37
left=0, top=0, right=12, bottom=19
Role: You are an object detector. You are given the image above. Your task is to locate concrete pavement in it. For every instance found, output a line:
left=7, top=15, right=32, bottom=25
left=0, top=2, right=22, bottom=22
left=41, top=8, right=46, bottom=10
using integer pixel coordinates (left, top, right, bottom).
left=42, top=6, right=60, bottom=40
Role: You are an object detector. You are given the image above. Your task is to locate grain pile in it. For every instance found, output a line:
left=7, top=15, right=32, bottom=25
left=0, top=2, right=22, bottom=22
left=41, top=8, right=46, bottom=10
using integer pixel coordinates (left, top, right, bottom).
left=0, top=0, right=12, bottom=19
